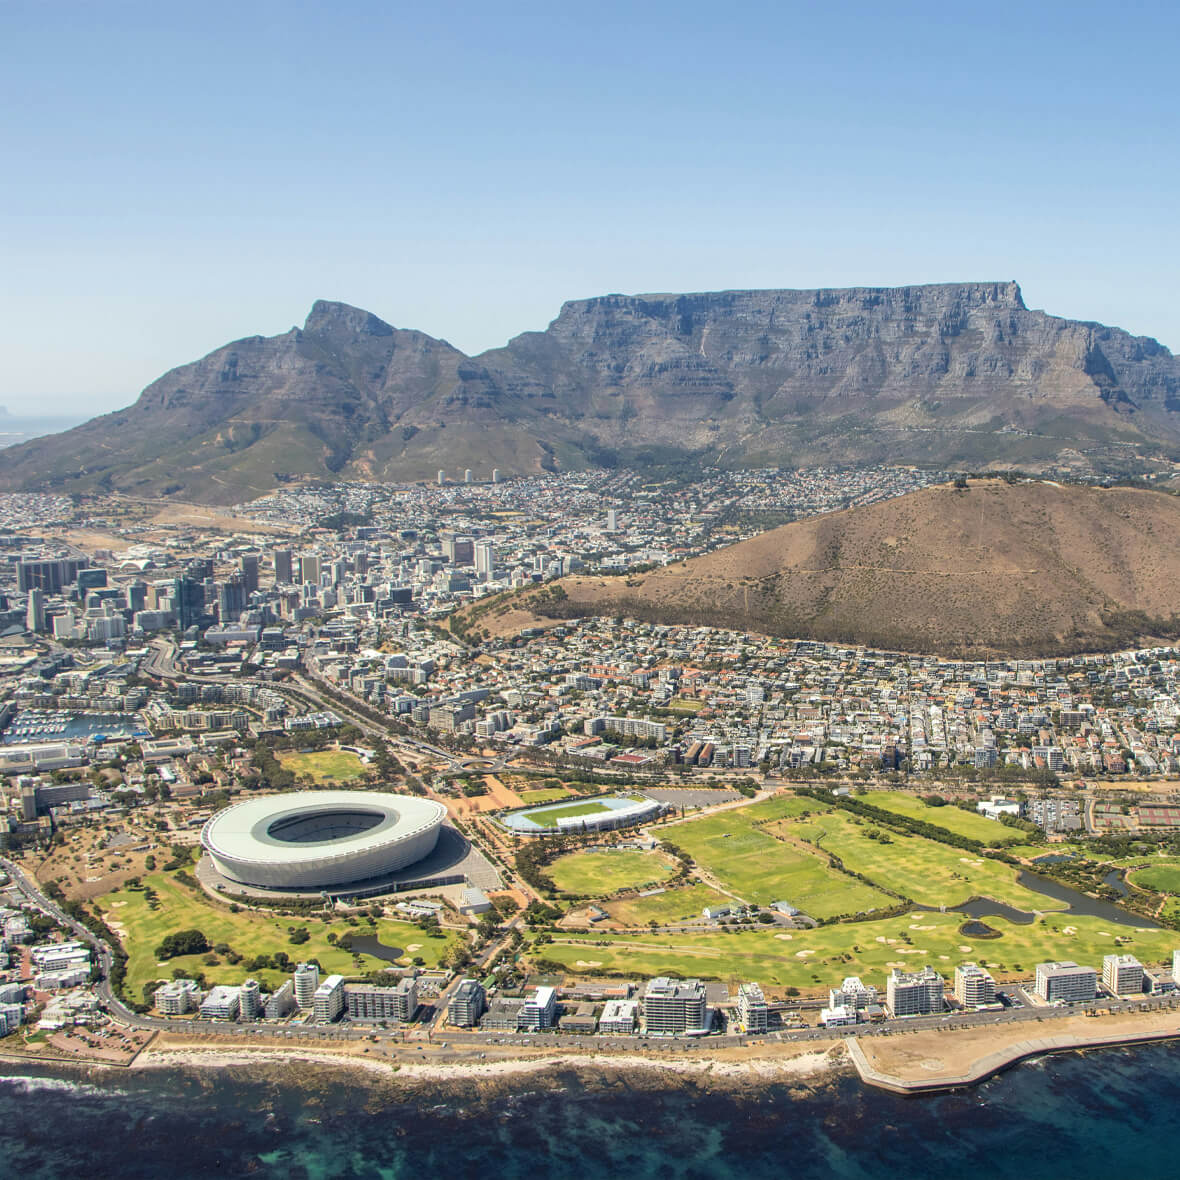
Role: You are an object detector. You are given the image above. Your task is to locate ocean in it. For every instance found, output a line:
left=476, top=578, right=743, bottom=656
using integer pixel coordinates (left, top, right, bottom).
left=0, top=1043, right=1174, bottom=1179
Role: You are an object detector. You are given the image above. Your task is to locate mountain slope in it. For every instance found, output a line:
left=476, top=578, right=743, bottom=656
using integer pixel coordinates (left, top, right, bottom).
left=4, top=283, right=1180, bottom=503
left=505, top=480, right=1180, bottom=657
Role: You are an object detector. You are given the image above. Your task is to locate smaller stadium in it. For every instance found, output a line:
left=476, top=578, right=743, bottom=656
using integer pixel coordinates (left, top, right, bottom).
left=500, top=793, right=662, bottom=837
left=200, top=790, right=447, bottom=891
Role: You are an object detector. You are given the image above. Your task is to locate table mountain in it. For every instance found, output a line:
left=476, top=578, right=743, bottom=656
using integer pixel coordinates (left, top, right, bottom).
left=4, top=283, right=1180, bottom=503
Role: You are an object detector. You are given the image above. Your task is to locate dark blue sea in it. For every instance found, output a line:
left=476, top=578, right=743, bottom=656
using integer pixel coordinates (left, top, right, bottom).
left=0, top=1044, right=1172, bottom=1179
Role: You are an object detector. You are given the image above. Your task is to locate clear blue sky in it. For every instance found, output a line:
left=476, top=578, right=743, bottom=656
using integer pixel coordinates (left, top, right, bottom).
left=3, top=0, right=1178, bottom=415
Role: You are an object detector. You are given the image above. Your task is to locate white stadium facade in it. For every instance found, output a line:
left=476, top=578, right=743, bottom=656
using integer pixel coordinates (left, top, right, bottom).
left=200, top=790, right=447, bottom=890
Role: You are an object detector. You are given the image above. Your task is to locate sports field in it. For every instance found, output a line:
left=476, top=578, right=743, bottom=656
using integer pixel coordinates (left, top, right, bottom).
left=526, top=800, right=615, bottom=828
left=518, top=787, right=574, bottom=805
left=781, top=808, right=1057, bottom=911
left=863, top=792, right=1024, bottom=845
left=96, top=872, right=454, bottom=999
left=667, top=795, right=893, bottom=919
left=276, top=749, right=367, bottom=783
left=1128, top=860, right=1180, bottom=894
left=547, top=848, right=678, bottom=895
left=605, top=883, right=733, bottom=926
left=534, top=908, right=1174, bottom=989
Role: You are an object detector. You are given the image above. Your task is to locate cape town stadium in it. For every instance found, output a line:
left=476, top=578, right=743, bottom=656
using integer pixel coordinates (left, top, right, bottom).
left=200, top=791, right=447, bottom=890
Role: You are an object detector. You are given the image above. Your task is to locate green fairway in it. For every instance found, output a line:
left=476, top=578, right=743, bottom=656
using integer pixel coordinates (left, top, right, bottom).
left=525, top=800, right=615, bottom=827
left=783, top=808, right=1058, bottom=911
left=518, top=787, right=574, bottom=805
left=276, top=748, right=367, bottom=783
left=666, top=794, right=892, bottom=919
left=605, top=883, right=733, bottom=926
left=96, top=872, right=455, bottom=1000
left=863, top=791, right=1023, bottom=845
left=548, top=848, right=678, bottom=895
left=533, top=908, right=1174, bottom=989
left=1128, top=860, right=1180, bottom=894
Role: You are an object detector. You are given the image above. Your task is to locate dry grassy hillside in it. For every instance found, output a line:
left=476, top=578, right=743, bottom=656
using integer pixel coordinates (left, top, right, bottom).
left=476, top=480, right=1180, bottom=657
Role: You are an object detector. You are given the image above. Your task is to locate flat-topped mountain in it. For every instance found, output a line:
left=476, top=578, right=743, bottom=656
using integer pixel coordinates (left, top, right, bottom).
left=3, top=284, right=1180, bottom=503
left=495, top=479, right=1180, bottom=657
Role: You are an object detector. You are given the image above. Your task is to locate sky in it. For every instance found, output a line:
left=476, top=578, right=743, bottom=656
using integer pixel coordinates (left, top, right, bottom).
left=2, top=0, right=1178, bottom=416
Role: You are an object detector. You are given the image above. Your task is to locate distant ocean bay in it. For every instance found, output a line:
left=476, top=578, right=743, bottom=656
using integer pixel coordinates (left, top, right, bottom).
left=0, top=1042, right=1176, bottom=1179
left=0, top=414, right=86, bottom=449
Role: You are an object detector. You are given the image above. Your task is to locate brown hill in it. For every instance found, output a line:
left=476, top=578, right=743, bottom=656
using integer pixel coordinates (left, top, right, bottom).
left=494, top=480, right=1180, bottom=657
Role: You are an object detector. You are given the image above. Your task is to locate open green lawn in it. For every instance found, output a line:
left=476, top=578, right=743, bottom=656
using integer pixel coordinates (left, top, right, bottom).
left=782, top=808, right=1059, bottom=911
left=96, top=872, right=456, bottom=1000
left=667, top=794, right=892, bottom=919
left=548, top=848, right=678, bottom=895
left=605, top=883, right=733, bottom=926
left=1128, top=860, right=1180, bottom=895
left=863, top=792, right=1024, bottom=845
left=518, top=787, right=574, bottom=805
left=526, top=800, right=615, bottom=827
left=534, top=908, right=1175, bottom=989
left=666, top=697, right=704, bottom=714
left=276, top=749, right=367, bottom=783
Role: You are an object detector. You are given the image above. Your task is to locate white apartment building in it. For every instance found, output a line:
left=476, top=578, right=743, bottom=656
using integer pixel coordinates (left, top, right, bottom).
left=448, top=979, right=486, bottom=1027
left=1103, top=954, right=1145, bottom=997
left=598, top=999, right=638, bottom=1035
left=239, top=978, right=261, bottom=1021
left=519, top=985, right=558, bottom=1031
left=1035, top=961, right=1098, bottom=1004
left=200, top=985, right=241, bottom=1021
left=294, top=962, right=320, bottom=1010
left=154, top=978, right=201, bottom=1016
left=829, top=976, right=879, bottom=1011
left=312, top=974, right=345, bottom=1023
left=736, top=982, right=768, bottom=1033
left=954, top=963, right=997, bottom=1007
left=886, top=967, right=944, bottom=1017
left=643, top=977, right=709, bottom=1035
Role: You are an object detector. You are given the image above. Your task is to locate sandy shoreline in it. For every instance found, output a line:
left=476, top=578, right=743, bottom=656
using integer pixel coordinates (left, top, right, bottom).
left=129, top=1037, right=847, bottom=1088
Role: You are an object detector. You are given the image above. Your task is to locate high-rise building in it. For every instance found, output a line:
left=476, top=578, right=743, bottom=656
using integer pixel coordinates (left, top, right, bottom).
left=239, top=977, right=261, bottom=1020
left=312, top=974, right=345, bottom=1022
left=217, top=575, right=247, bottom=622
left=437, top=470, right=446, bottom=486
left=173, top=574, right=208, bottom=631
left=606, top=509, right=618, bottom=533
left=1102, top=954, right=1145, bottom=997
left=447, top=979, right=486, bottom=1027
left=464, top=468, right=473, bottom=483
left=828, top=976, right=879, bottom=1011
left=299, top=554, right=321, bottom=586
left=474, top=540, right=495, bottom=579
left=642, top=977, right=709, bottom=1035
left=17, top=558, right=86, bottom=594
left=264, top=980, right=296, bottom=1019
left=886, top=967, right=944, bottom=1017
left=1035, top=961, right=1098, bottom=1003
left=273, top=549, right=294, bottom=585
left=293, top=962, right=320, bottom=1010
left=736, top=982, right=768, bottom=1033
left=519, top=986, right=557, bottom=1030
left=491, top=468, right=501, bottom=483
left=954, top=963, right=997, bottom=1007
left=442, top=534, right=474, bottom=565
left=25, top=589, right=45, bottom=634
left=239, top=554, right=260, bottom=594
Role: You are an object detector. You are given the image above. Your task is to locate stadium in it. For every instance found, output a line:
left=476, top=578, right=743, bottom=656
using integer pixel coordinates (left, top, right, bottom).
left=500, top=793, right=663, bottom=837
left=200, top=790, right=447, bottom=890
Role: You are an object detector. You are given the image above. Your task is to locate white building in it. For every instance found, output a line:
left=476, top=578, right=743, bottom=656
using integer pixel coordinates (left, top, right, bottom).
left=819, top=1003, right=858, bottom=1027
left=886, top=967, right=944, bottom=1017
left=239, top=978, right=261, bottom=1021
left=448, top=978, right=486, bottom=1027
left=954, top=963, right=997, bottom=1007
left=154, top=978, right=201, bottom=1016
left=1035, top=961, right=1098, bottom=1004
left=519, top=985, right=557, bottom=1031
left=312, top=974, right=345, bottom=1023
left=264, top=980, right=296, bottom=1019
left=598, top=999, right=638, bottom=1035
left=829, top=976, right=879, bottom=1011
left=736, top=982, right=768, bottom=1033
left=1103, top=954, right=1145, bottom=997
left=294, top=962, right=320, bottom=1010
left=200, top=985, right=241, bottom=1021
left=643, top=977, right=709, bottom=1036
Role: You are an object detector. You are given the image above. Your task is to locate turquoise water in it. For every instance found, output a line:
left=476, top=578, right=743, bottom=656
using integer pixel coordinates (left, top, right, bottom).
left=0, top=1043, right=1175, bottom=1178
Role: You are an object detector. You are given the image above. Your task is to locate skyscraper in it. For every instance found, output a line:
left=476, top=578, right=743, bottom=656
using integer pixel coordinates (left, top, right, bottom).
left=25, top=589, right=45, bottom=634
left=273, top=549, right=294, bottom=585
left=239, top=554, right=259, bottom=595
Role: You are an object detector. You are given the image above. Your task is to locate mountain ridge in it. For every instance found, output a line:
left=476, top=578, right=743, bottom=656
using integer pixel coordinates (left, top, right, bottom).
left=3, top=282, right=1180, bottom=504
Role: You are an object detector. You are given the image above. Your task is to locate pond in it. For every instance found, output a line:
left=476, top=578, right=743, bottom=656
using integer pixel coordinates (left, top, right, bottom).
left=347, top=935, right=405, bottom=963
left=918, top=869, right=1159, bottom=929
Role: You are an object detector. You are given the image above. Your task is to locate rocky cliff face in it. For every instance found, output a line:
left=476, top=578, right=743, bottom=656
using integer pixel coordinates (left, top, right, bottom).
left=4, top=284, right=1179, bottom=503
